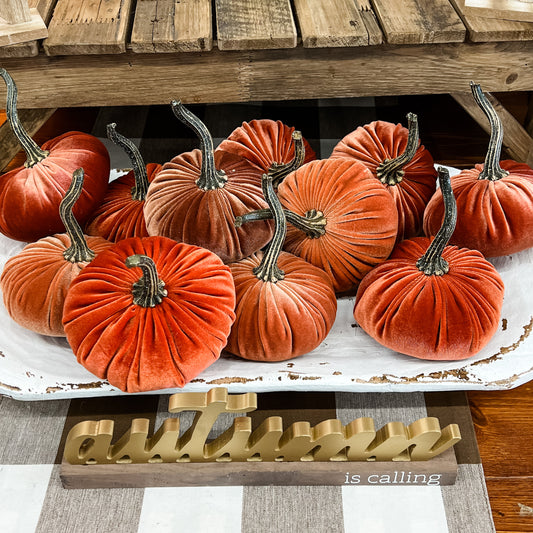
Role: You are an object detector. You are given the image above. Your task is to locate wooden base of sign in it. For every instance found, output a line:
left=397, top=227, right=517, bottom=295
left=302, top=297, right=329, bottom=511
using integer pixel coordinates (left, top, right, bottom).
left=60, top=446, right=457, bottom=489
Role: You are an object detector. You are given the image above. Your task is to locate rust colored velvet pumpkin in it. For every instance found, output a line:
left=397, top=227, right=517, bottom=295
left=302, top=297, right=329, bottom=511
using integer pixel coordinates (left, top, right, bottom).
left=354, top=168, right=504, bottom=361
left=143, top=101, right=274, bottom=264
left=226, top=174, right=337, bottom=362
left=62, top=236, right=236, bottom=392
left=0, top=69, right=109, bottom=242
left=331, top=113, right=437, bottom=242
left=423, top=83, right=533, bottom=257
left=85, top=123, right=162, bottom=242
left=0, top=169, right=111, bottom=336
left=217, top=118, right=316, bottom=184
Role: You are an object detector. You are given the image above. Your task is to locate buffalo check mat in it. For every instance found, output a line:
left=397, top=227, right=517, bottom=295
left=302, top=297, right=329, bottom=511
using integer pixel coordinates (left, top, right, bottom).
left=0, top=98, right=497, bottom=532
left=0, top=390, right=494, bottom=532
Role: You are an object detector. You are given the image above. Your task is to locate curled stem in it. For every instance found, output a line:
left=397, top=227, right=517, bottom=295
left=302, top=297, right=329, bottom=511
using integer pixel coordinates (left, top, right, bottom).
left=171, top=100, right=227, bottom=190
left=107, top=123, right=149, bottom=201
left=416, top=167, right=457, bottom=276
left=126, top=254, right=168, bottom=307
left=269, top=131, right=306, bottom=187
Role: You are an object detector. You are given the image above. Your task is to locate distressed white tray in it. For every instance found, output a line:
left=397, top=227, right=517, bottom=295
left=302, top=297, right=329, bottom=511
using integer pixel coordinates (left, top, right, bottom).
left=0, top=167, right=532, bottom=400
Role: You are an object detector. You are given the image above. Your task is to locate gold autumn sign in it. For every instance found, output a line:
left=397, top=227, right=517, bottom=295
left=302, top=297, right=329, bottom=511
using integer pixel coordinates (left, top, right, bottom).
left=63, top=388, right=461, bottom=465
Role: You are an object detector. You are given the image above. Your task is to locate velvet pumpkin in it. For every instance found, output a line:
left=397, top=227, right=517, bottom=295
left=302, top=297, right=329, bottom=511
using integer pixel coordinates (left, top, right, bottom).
left=0, top=69, right=109, bottom=242
left=236, top=158, right=398, bottom=293
left=217, top=118, right=316, bottom=186
left=331, top=113, right=437, bottom=242
left=0, top=169, right=111, bottom=336
left=62, top=236, right=236, bottom=392
left=85, top=123, right=162, bottom=242
left=143, top=101, right=275, bottom=263
left=354, top=167, right=504, bottom=361
left=423, top=83, right=533, bottom=257
left=226, top=173, right=337, bottom=362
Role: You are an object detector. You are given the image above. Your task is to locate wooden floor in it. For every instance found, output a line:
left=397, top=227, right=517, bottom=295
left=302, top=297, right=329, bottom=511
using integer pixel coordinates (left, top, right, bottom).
left=1, top=94, right=533, bottom=532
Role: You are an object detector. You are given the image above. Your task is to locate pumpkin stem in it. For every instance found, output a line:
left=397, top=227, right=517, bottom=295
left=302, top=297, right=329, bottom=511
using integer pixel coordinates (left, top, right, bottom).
left=106, top=123, right=149, bottom=201
left=126, top=254, right=168, bottom=307
left=470, top=82, right=509, bottom=181
left=61, top=168, right=97, bottom=263
left=253, top=174, right=286, bottom=283
left=416, top=167, right=457, bottom=276
left=235, top=207, right=326, bottom=238
left=171, top=100, right=227, bottom=191
left=0, top=68, right=49, bottom=168
left=375, top=112, right=419, bottom=186
left=269, top=131, right=306, bottom=187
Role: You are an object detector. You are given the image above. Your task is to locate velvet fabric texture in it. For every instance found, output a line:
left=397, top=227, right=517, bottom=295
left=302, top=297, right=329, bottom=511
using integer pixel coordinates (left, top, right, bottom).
left=85, top=163, right=162, bottom=242
left=0, top=233, right=112, bottom=336
left=216, top=119, right=316, bottom=172
left=0, top=132, right=110, bottom=242
left=331, top=120, right=437, bottom=241
left=62, top=236, right=236, bottom=393
left=354, top=238, right=504, bottom=360
left=278, top=158, right=398, bottom=293
left=143, top=149, right=273, bottom=264
left=423, top=161, right=533, bottom=257
left=226, top=251, right=337, bottom=361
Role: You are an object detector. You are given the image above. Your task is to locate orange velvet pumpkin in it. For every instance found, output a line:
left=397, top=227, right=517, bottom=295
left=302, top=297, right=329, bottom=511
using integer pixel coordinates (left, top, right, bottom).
left=226, top=174, right=337, bottom=362
left=354, top=167, right=504, bottom=361
left=0, top=169, right=111, bottom=336
left=0, top=69, right=109, bottom=242
left=217, top=118, right=316, bottom=184
left=62, top=236, right=236, bottom=392
left=331, top=113, right=437, bottom=242
left=423, top=83, right=533, bottom=257
left=143, top=101, right=274, bottom=264
left=85, top=123, right=162, bottom=242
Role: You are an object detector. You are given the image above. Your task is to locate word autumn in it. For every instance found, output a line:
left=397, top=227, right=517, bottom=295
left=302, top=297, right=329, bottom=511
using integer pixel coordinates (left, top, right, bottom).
left=64, top=388, right=461, bottom=465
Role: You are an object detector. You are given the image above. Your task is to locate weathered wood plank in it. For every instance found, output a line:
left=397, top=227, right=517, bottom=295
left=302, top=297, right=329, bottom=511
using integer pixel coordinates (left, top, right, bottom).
left=130, top=0, right=212, bottom=53
left=0, top=0, right=57, bottom=57
left=464, top=0, right=533, bottom=23
left=452, top=89, right=533, bottom=165
left=0, top=108, right=56, bottom=171
left=371, top=0, right=466, bottom=44
left=357, top=0, right=383, bottom=45
left=43, top=0, right=135, bottom=55
left=0, top=42, right=532, bottom=108
left=214, top=0, right=297, bottom=50
left=0, top=7, right=47, bottom=46
left=450, top=0, right=533, bottom=41
left=292, top=0, right=369, bottom=47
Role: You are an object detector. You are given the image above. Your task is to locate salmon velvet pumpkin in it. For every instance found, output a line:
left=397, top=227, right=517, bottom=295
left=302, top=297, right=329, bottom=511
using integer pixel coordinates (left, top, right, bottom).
left=354, top=168, right=504, bottom=361
left=85, top=123, right=162, bottom=242
left=226, top=174, right=337, bottom=362
left=0, top=69, right=109, bottom=243
left=217, top=118, right=316, bottom=183
left=143, top=101, right=273, bottom=264
left=277, top=158, right=398, bottom=293
left=423, top=83, right=533, bottom=257
left=331, top=113, right=437, bottom=242
left=62, top=236, right=236, bottom=392
left=0, top=169, right=111, bottom=336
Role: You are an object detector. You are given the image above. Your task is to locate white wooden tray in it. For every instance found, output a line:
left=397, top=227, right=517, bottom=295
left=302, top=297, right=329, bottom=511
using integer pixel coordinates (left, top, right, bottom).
left=1, top=168, right=532, bottom=400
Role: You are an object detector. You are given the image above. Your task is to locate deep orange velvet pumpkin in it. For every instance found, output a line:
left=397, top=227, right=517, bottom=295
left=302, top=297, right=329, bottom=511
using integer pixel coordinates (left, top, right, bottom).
left=143, top=102, right=273, bottom=264
left=62, top=236, right=236, bottom=392
left=0, top=69, right=109, bottom=242
left=331, top=113, right=437, bottom=242
left=0, top=169, right=111, bottom=336
left=85, top=124, right=162, bottom=242
left=354, top=168, right=504, bottom=361
left=217, top=119, right=316, bottom=177
left=423, top=84, right=533, bottom=257
left=277, top=158, right=398, bottom=293
left=226, top=174, right=337, bottom=362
